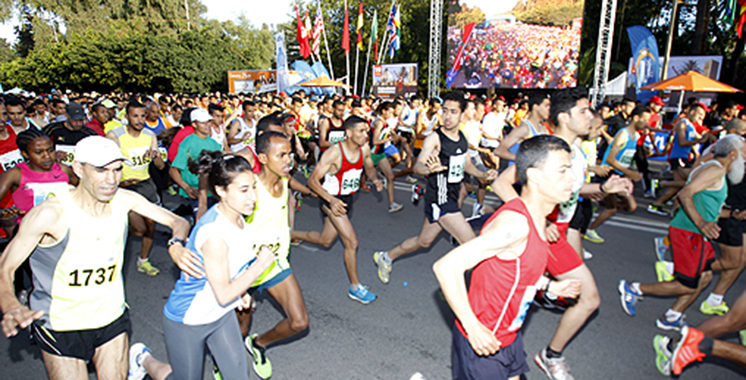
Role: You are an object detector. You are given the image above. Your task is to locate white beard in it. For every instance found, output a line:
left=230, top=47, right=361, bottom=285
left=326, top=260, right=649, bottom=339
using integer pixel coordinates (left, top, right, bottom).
left=728, top=156, right=745, bottom=184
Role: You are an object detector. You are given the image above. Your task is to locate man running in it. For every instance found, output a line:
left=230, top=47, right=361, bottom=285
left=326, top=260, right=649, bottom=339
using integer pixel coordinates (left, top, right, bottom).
left=43, top=102, right=98, bottom=167
left=240, top=131, right=310, bottom=379
left=318, top=100, right=346, bottom=152
left=0, top=136, right=194, bottom=380
left=373, top=92, right=497, bottom=285
left=107, top=101, right=166, bottom=276
left=227, top=100, right=258, bottom=153
left=370, top=101, right=404, bottom=213
left=494, top=92, right=551, bottom=162
left=620, top=134, right=745, bottom=330
left=433, top=135, right=581, bottom=380
left=292, top=116, right=383, bottom=304
left=5, top=97, right=42, bottom=135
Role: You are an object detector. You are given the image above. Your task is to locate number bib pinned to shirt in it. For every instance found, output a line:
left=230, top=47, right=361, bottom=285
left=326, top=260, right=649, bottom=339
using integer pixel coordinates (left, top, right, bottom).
left=447, top=153, right=466, bottom=183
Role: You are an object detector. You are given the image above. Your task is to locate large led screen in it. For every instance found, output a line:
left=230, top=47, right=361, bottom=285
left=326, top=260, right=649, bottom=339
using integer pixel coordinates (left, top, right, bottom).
left=446, top=0, right=584, bottom=89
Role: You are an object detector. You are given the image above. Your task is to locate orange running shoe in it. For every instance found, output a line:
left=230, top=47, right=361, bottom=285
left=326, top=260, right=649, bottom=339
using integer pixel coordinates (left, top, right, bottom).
left=672, top=326, right=707, bottom=375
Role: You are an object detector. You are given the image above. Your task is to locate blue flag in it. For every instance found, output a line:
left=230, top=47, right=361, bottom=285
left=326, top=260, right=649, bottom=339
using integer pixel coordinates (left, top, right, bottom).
left=627, top=26, right=660, bottom=105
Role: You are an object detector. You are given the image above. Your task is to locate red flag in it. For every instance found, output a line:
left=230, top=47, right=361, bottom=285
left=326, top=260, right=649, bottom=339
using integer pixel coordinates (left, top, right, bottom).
left=738, top=0, right=746, bottom=38
left=304, top=10, right=313, bottom=52
left=342, top=0, right=350, bottom=54
left=356, top=2, right=364, bottom=50
left=296, top=4, right=310, bottom=58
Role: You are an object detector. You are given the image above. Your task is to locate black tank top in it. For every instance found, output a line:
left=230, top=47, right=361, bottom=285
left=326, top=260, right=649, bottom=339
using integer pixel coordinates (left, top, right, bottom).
left=725, top=177, right=746, bottom=210
left=425, top=128, right=469, bottom=205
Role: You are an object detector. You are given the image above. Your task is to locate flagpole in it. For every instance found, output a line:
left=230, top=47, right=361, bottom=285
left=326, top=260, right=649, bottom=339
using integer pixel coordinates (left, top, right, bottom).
left=362, top=23, right=373, bottom=96
left=344, top=0, right=350, bottom=91
left=377, top=29, right=388, bottom=64
left=318, top=2, right=335, bottom=79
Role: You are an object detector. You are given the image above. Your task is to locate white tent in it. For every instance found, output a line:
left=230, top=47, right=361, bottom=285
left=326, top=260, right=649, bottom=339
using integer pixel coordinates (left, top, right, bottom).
left=604, top=71, right=627, bottom=96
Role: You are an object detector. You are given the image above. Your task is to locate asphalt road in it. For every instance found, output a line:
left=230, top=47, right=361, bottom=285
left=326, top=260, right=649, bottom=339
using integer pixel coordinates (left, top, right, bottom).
left=2, top=177, right=746, bottom=380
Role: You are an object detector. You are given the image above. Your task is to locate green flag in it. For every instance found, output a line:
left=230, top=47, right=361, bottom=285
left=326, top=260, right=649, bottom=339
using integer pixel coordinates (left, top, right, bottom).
left=725, top=0, right=738, bottom=27
left=372, top=10, right=378, bottom=62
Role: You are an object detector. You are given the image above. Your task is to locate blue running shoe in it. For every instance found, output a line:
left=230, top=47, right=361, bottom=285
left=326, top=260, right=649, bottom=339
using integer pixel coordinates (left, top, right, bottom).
left=656, top=315, right=691, bottom=331
left=654, top=236, right=668, bottom=261
left=618, top=280, right=641, bottom=316
left=349, top=284, right=377, bottom=304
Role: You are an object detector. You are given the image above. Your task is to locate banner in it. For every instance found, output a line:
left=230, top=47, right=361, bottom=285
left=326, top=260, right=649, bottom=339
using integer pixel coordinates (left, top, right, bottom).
left=276, top=31, right=290, bottom=94
left=228, top=70, right=277, bottom=94
left=643, top=131, right=674, bottom=162
left=371, top=63, right=417, bottom=100
left=627, top=26, right=660, bottom=105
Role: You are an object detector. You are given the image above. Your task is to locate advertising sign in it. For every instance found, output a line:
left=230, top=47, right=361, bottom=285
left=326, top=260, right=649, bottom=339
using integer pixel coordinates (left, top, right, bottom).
left=371, top=63, right=418, bottom=99
left=228, top=70, right=277, bottom=94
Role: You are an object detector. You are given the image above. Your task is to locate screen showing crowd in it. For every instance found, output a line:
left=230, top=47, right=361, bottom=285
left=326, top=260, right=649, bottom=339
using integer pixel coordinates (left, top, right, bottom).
left=446, top=0, right=585, bottom=90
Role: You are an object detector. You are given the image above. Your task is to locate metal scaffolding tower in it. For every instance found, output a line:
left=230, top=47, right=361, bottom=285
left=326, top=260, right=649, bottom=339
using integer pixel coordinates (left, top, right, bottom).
left=428, top=0, right=442, bottom=99
left=591, top=0, right=618, bottom=107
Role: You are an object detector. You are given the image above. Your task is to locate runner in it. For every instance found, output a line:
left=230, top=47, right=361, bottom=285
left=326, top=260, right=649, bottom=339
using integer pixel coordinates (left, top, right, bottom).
left=396, top=95, right=423, bottom=184
left=291, top=116, right=384, bottom=304
left=373, top=92, right=497, bottom=285
left=107, top=101, right=166, bottom=276
left=227, top=100, right=258, bottom=153
left=5, top=97, right=42, bottom=135
left=86, top=102, right=110, bottom=136
left=236, top=131, right=310, bottom=379
left=648, top=103, right=717, bottom=215
left=492, top=87, right=630, bottom=380
left=0, top=136, right=192, bottom=380
left=128, top=151, right=275, bottom=380
left=433, top=135, right=581, bottom=380
left=583, top=106, right=649, bottom=243
left=620, top=134, right=745, bottom=330
left=317, top=100, right=346, bottom=152
left=370, top=101, right=404, bottom=213
left=494, top=92, right=551, bottom=162
left=144, top=101, right=171, bottom=135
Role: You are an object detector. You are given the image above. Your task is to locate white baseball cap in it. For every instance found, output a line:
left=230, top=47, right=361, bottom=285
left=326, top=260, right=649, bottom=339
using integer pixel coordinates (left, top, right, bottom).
left=191, top=108, right=215, bottom=123
left=75, top=136, right=133, bottom=167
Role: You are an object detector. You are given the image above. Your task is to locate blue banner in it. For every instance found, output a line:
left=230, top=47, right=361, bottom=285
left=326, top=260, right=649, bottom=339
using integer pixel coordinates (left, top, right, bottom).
left=627, top=26, right=660, bottom=105
left=642, top=130, right=673, bottom=161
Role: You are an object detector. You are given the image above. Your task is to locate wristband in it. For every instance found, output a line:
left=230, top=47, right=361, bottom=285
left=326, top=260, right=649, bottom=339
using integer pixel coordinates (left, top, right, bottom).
left=168, top=237, right=186, bottom=248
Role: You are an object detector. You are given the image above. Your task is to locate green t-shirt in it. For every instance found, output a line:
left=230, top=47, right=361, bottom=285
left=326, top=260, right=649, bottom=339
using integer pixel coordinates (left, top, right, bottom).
left=172, top=134, right=221, bottom=198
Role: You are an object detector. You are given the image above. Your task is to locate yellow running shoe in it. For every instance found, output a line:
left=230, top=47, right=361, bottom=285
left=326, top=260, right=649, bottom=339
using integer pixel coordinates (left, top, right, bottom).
left=137, top=260, right=160, bottom=276
left=699, top=301, right=729, bottom=316
left=655, top=261, right=674, bottom=282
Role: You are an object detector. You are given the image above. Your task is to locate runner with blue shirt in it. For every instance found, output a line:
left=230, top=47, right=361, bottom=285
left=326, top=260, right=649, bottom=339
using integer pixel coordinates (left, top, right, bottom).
left=129, top=151, right=275, bottom=380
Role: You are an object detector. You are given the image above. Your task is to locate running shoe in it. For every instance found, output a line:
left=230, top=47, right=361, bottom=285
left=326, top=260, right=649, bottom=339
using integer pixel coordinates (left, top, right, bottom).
left=291, top=238, right=302, bottom=246
left=388, top=202, right=404, bottom=213
left=348, top=284, right=377, bottom=304
left=471, top=202, right=483, bottom=219
left=653, top=335, right=672, bottom=376
left=405, top=175, right=418, bottom=184
left=650, top=179, right=659, bottom=199
left=294, top=191, right=303, bottom=210
left=739, top=329, right=746, bottom=346
left=411, top=185, right=423, bottom=205
left=647, top=204, right=668, bottom=216
left=699, top=300, right=729, bottom=316
left=137, top=260, right=160, bottom=276
left=656, top=315, right=690, bottom=331
left=128, top=343, right=150, bottom=380
left=618, top=280, right=641, bottom=316
left=653, top=236, right=668, bottom=261
left=672, top=326, right=707, bottom=375
left=373, top=251, right=392, bottom=284
left=655, top=261, right=674, bottom=282
left=380, top=176, right=388, bottom=189
left=534, top=347, right=575, bottom=380
left=302, top=164, right=310, bottom=179
left=583, top=229, right=604, bottom=244
left=582, top=249, right=593, bottom=260
left=245, top=334, right=272, bottom=379
left=360, top=183, right=372, bottom=192
left=212, top=360, right=224, bottom=380
left=643, top=190, right=655, bottom=199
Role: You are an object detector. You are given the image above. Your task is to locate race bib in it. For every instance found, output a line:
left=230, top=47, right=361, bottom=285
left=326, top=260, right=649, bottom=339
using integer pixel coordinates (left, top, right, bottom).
left=447, top=153, right=466, bottom=183
left=619, top=149, right=635, bottom=168
left=328, top=130, right=345, bottom=143
left=159, top=147, right=168, bottom=162
left=507, top=285, right=538, bottom=332
left=55, top=145, right=76, bottom=166
left=0, top=149, right=24, bottom=171
left=127, top=146, right=151, bottom=170
left=25, top=182, right=67, bottom=207
left=340, top=168, right=362, bottom=195
left=243, top=133, right=255, bottom=147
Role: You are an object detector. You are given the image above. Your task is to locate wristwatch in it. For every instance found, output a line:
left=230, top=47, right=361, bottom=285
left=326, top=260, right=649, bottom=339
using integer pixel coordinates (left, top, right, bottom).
left=167, top=237, right=186, bottom=247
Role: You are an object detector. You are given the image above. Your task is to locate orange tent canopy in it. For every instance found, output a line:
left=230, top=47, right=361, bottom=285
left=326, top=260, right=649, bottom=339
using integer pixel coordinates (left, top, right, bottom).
left=297, top=76, right=351, bottom=88
left=640, top=71, right=742, bottom=93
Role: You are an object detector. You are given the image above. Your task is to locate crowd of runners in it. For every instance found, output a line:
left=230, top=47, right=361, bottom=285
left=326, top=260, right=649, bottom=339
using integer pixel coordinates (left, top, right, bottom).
left=0, top=85, right=745, bottom=380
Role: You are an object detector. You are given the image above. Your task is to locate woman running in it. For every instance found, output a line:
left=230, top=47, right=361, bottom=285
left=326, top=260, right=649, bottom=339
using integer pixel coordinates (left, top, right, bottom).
left=128, top=150, right=275, bottom=380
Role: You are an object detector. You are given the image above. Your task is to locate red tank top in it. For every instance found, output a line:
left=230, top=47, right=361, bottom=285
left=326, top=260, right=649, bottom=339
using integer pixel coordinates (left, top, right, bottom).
left=456, top=198, right=549, bottom=347
left=0, top=126, right=20, bottom=208
left=321, top=142, right=363, bottom=196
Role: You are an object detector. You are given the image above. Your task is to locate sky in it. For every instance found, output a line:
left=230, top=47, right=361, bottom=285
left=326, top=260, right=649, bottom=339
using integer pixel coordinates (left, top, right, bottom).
left=460, top=0, right=521, bottom=18
left=0, top=0, right=295, bottom=44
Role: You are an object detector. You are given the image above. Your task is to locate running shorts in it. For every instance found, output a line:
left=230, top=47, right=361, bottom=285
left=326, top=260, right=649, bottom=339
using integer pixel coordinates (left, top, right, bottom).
left=569, top=198, right=592, bottom=234
left=32, top=309, right=131, bottom=361
left=123, top=177, right=160, bottom=204
left=546, top=222, right=584, bottom=276
left=384, top=144, right=400, bottom=157
left=670, top=226, right=716, bottom=289
left=670, top=157, right=694, bottom=171
left=425, top=200, right=461, bottom=223
left=320, top=194, right=354, bottom=219
left=452, top=325, right=529, bottom=380
left=371, top=152, right=387, bottom=166
left=714, top=217, right=746, bottom=247
left=399, top=130, right=414, bottom=145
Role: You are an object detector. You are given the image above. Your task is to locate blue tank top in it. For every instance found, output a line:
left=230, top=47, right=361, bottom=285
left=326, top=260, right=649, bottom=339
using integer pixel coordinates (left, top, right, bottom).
left=508, top=120, right=541, bottom=161
left=601, top=128, right=638, bottom=175
left=670, top=119, right=696, bottom=160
